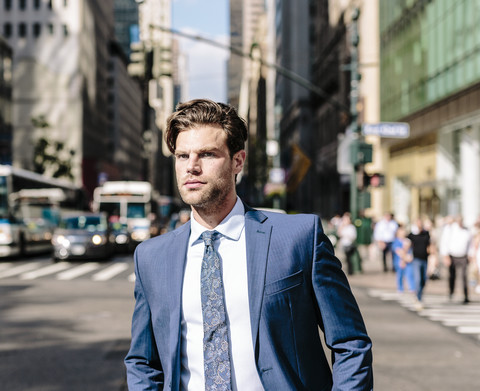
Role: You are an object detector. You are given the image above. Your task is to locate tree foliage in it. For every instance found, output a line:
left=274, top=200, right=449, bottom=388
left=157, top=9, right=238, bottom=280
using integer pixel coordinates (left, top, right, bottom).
left=31, top=115, right=75, bottom=180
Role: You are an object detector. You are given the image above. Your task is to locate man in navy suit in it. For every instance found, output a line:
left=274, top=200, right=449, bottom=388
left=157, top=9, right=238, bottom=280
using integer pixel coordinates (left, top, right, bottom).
left=125, top=99, right=373, bottom=390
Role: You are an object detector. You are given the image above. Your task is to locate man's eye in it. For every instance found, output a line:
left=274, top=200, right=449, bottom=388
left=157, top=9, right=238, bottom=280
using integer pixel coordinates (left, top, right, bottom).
left=176, top=154, right=188, bottom=160
left=200, top=152, right=214, bottom=158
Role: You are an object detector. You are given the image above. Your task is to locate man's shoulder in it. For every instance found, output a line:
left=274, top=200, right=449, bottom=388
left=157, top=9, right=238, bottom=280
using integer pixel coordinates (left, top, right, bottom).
left=250, top=208, right=317, bottom=221
left=247, top=208, right=319, bottom=230
left=136, top=225, right=189, bottom=253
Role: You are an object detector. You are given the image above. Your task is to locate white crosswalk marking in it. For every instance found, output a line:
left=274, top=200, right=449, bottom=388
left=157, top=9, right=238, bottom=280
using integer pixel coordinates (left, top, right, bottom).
left=442, top=318, right=480, bottom=326
left=0, top=263, right=13, bottom=272
left=57, top=263, right=101, bottom=280
left=92, top=263, right=129, bottom=281
left=0, top=259, right=134, bottom=282
left=20, top=262, right=71, bottom=280
left=456, top=326, right=480, bottom=334
left=369, top=288, right=480, bottom=340
left=0, top=262, right=44, bottom=278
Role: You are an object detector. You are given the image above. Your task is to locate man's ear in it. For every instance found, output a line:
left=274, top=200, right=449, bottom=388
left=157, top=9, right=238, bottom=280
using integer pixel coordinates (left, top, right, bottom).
left=233, top=150, right=246, bottom=174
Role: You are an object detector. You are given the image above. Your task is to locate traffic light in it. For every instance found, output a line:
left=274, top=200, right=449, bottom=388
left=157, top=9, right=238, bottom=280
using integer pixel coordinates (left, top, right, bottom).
left=368, top=173, right=385, bottom=187
left=362, top=173, right=385, bottom=188
left=350, top=140, right=373, bottom=166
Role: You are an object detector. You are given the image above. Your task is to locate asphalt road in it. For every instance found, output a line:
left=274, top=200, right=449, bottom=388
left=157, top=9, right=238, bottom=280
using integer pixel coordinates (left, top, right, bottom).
left=0, top=255, right=135, bottom=391
left=352, top=286, right=480, bottom=390
left=1, top=253, right=480, bottom=390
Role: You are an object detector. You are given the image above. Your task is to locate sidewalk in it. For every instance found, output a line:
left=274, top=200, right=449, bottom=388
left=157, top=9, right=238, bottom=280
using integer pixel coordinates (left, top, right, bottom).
left=344, top=245, right=480, bottom=301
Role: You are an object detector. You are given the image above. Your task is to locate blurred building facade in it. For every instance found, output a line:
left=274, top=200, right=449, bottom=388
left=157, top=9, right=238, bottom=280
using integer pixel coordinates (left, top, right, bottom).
left=108, top=41, right=143, bottom=181
left=380, top=0, right=480, bottom=227
left=130, top=0, right=175, bottom=197
left=229, top=0, right=380, bottom=217
left=113, top=0, right=139, bottom=59
left=309, top=1, right=350, bottom=217
left=171, top=38, right=189, bottom=107
left=0, top=0, right=145, bottom=197
left=228, top=0, right=270, bottom=206
left=275, top=0, right=314, bottom=213
left=0, top=37, right=12, bottom=165
left=228, top=0, right=265, bottom=110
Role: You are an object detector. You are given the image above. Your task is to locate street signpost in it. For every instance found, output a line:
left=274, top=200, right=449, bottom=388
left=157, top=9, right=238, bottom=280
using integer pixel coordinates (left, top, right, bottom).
left=362, top=122, right=410, bottom=138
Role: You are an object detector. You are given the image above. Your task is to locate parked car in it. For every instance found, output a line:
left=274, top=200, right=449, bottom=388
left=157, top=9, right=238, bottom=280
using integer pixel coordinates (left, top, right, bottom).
left=52, top=212, right=114, bottom=261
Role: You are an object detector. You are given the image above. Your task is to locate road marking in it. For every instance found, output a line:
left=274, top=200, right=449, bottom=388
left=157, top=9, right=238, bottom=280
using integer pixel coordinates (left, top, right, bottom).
left=57, top=263, right=101, bottom=280
left=0, top=263, right=13, bottom=271
left=20, top=262, right=71, bottom=280
left=368, top=288, right=480, bottom=339
left=0, top=262, right=43, bottom=278
left=92, top=263, right=129, bottom=281
left=442, top=318, right=480, bottom=326
left=457, top=326, right=480, bottom=334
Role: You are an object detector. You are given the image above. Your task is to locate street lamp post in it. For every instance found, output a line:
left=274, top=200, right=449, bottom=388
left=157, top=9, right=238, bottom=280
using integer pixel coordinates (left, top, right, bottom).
left=348, top=8, right=372, bottom=220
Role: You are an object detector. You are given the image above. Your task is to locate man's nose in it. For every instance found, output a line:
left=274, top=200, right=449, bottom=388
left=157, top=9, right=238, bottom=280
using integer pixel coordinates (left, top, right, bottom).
left=186, top=155, right=200, bottom=173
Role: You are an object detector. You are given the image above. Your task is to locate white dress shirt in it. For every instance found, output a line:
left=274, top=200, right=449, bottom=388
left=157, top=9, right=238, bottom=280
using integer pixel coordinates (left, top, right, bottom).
left=373, top=218, right=398, bottom=243
left=447, top=223, right=471, bottom=257
left=180, top=198, right=264, bottom=391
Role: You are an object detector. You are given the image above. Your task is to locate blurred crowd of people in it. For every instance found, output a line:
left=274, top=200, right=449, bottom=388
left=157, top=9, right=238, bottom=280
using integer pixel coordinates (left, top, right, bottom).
left=329, top=212, right=480, bottom=310
left=164, top=207, right=480, bottom=310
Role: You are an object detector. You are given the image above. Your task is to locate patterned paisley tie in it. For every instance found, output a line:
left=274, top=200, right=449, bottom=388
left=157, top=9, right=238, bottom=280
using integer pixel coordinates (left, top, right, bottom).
left=200, top=230, right=232, bottom=390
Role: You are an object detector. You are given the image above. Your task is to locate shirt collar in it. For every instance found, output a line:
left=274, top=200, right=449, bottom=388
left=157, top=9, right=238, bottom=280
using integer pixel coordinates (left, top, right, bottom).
left=189, top=197, right=245, bottom=246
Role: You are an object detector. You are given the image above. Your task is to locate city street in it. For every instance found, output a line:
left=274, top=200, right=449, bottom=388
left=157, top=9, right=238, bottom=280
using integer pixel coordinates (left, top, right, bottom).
left=1, top=252, right=480, bottom=390
left=0, top=253, right=135, bottom=391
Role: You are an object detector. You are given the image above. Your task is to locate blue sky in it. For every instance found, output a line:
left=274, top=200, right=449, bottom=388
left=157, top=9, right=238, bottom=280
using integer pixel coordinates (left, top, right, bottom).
left=172, top=0, right=229, bottom=102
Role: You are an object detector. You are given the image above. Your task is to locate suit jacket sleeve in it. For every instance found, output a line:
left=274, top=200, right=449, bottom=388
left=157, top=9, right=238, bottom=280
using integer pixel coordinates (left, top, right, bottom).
left=124, top=248, right=164, bottom=390
left=311, top=215, right=373, bottom=390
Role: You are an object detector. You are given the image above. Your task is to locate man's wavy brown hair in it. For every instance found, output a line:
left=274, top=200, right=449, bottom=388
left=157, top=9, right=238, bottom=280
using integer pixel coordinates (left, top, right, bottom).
left=165, top=99, right=248, bottom=158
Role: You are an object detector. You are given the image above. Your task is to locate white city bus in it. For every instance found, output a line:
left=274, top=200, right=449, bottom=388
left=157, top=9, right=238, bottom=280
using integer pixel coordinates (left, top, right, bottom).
left=0, top=165, right=86, bottom=257
left=92, top=181, right=154, bottom=246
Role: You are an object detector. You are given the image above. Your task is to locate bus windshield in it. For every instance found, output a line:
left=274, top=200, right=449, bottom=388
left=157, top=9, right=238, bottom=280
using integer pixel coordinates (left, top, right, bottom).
left=0, top=179, right=8, bottom=219
left=127, top=203, right=147, bottom=218
left=99, top=202, right=121, bottom=218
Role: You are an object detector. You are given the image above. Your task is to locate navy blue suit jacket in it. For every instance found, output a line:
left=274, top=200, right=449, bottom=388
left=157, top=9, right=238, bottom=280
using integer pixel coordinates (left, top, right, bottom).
left=125, top=207, right=373, bottom=390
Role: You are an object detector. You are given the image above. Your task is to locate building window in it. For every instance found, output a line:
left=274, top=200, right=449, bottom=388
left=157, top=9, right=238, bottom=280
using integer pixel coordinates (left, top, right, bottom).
left=63, top=24, right=68, bottom=37
left=3, top=23, right=12, bottom=38
left=33, top=23, right=41, bottom=38
left=47, top=23, right=54, bottom=35
left=18, top=23, right=27, bottom=37
left=48, top=0, right=52, bottom=9
left=34, top=0, right=41, bottom=10
left=4, top=0, right=11, bottom=11
left=19, top=0, right=26, bottom=10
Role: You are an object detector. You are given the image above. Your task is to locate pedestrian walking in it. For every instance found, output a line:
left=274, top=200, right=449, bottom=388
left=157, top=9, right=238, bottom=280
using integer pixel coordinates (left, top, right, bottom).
left=444, top=217, right=472, bottom=304
left=408, top=219, right=431, bottom=310
left=468, top=220, right=480, bottom=294
left=124, top=99, right=373, bottom=390
left=337, top=212, right=358, bottom=275
left=373, top=212, right=398, bottom=272
left=392, top=225, right=414, bottom=294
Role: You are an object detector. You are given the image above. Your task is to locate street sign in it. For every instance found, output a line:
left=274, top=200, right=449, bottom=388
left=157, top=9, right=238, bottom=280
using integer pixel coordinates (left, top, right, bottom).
left=362, top=122, right=410, bottom=138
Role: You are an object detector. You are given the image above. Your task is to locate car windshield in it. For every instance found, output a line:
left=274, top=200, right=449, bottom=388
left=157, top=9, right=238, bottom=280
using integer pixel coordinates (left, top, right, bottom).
left=60, top=215, right=106, bottom=231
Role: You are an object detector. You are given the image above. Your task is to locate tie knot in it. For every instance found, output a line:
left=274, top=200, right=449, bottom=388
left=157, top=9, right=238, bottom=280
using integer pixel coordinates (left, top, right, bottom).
left=201, top=230, right=220, bottom=247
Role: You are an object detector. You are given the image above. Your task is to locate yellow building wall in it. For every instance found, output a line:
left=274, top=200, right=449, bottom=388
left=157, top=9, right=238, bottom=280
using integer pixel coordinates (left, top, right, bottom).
left=386, top=136, right=437, bottom=223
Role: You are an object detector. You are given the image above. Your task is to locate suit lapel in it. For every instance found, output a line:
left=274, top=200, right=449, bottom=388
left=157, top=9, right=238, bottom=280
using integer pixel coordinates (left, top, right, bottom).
left=244, top=209, right=271, bottom=356
left=165, top=221, right=190, bottom=386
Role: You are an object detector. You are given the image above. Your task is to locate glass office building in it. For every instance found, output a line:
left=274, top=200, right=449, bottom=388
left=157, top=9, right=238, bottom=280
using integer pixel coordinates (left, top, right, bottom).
left=381, top=0, right=480, bottom=120
left=380, top=0, right=480, bottom=226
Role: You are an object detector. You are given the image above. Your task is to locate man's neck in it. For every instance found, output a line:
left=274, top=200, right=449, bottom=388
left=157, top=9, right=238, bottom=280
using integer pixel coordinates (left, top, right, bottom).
left=192, top=195, right=238, bottom=229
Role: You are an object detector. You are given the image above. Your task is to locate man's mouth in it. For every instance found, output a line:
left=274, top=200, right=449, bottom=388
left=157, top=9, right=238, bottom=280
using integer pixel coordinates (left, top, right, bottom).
left=184, top=179, right=204, bottom=190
